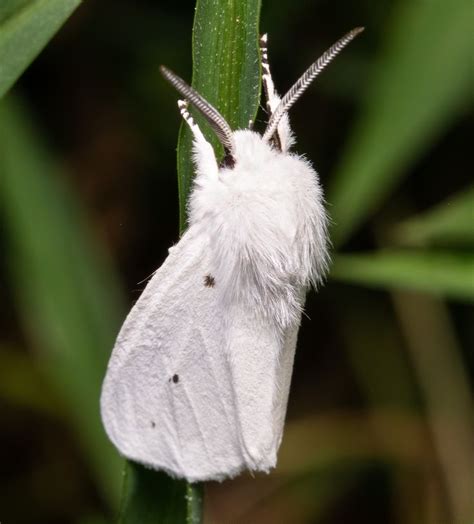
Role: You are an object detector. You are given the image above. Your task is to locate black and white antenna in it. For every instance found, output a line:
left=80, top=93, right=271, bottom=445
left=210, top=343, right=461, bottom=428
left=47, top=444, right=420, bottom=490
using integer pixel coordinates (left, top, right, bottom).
left=160, top=66, right=236, bottom=157
left=263, top=27, right=364, bottom=142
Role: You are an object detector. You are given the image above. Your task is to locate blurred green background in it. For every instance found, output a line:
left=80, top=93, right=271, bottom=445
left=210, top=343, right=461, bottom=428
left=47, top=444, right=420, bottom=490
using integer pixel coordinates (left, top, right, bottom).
left=1, top=0, right=473, bottom=523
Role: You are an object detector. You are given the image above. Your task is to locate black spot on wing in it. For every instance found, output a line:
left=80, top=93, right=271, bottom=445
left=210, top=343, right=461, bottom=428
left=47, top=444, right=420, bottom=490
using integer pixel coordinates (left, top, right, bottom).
left=204, top=275, right=215, bottom=288
left=172, top=374, right=179, bottom=384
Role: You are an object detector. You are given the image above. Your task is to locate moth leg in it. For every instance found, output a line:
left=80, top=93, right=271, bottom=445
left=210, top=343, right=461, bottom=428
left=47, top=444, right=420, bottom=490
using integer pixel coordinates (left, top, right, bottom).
left=178, top=99, right=218, bottom=182
left=178, top=99, right=205, bottom=141
left=260, top=34, right=294, bottom=152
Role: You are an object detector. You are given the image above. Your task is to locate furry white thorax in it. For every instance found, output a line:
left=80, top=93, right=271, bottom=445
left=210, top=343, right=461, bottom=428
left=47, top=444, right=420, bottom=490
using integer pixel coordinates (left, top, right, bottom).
left=188, top=129, right=329, bottom=331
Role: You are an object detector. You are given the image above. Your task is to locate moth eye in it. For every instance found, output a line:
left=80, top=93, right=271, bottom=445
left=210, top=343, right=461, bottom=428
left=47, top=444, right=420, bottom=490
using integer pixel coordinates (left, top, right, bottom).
left=219, top=151, right=235, bottom=169
left=204, top=275, right=216, bottom=287
left=270, top=132, right=282, bottom=152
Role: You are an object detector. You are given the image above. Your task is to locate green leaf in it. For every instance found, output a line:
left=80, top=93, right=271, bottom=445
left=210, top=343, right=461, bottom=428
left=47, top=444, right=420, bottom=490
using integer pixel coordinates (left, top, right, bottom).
left=393, top=186, right=474, bottom=247
left=328, top=0, right=473, bottom=246
left=118, top=463, right=204, bottom=524
left=119, top=463, right=187, bottom=524
left=0, top=97, right=124, bottom=507
left=0, top=0, right=81, bottom=98
left=330, top=250, right=474, bottom=301
left=120, top=1, right=262, bottom=521
left=176, top=0, right=262, bottom=231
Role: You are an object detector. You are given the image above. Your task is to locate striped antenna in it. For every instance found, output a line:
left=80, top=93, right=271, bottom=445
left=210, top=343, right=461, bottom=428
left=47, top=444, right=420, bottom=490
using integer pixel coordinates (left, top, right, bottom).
left=160, top=66, right=236, bottom=157
left=263, top=27, right=364, bottom=142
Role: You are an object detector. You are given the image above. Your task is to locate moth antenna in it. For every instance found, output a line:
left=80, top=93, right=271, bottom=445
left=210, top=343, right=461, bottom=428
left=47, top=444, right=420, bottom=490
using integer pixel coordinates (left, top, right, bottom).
left=160, top=65, right=236, bottom=157
left=263, top=27, right=364, bottom=142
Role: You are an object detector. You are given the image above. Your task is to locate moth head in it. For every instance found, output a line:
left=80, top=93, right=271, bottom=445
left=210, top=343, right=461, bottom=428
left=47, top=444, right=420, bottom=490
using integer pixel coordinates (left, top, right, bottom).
left=160, top=26, right=364, bottom=161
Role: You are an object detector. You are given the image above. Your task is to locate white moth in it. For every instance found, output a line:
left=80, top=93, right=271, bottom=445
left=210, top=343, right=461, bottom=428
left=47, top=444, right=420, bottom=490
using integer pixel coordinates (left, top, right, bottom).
left=101, top=28, right=363, bottom=482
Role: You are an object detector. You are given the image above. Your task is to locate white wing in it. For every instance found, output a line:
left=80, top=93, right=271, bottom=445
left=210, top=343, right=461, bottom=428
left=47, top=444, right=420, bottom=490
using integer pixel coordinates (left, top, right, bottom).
left=101, top=226, right=300, bottom=482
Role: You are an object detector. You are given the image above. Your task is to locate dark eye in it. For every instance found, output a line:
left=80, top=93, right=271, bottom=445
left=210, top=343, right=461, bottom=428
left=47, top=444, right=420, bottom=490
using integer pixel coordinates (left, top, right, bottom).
left=219, top=151, right=235, bottom=169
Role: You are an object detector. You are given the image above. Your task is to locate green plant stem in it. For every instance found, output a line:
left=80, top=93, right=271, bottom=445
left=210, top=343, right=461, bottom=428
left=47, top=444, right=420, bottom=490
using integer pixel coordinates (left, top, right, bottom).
left=186, top=483, right=204, bottom=524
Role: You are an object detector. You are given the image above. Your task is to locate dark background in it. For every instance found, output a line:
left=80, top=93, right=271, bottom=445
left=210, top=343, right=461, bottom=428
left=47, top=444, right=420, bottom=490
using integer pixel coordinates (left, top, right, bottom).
left=1, top=1, right=472, bottom=523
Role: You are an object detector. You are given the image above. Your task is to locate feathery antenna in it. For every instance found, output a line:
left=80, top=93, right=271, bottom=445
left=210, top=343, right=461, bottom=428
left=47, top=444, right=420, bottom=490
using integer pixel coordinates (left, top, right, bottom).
left=160, top=66, right=235, bottom=156
left=263, top=27, right=364, bottom=143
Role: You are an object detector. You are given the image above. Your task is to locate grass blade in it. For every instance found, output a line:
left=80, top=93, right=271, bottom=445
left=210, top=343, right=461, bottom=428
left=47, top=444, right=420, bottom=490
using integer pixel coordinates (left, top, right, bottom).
left=119, top=463, right=187, bottom=524
left=186, top=483, right=204, bottom=524
left=331, top=250, right=474, bottom=301
left=393, top=186, right=474, bottom=247
left=328, top=0, right=473, bottom=246
left=0, top=0, right=81, bottom=98
left=0, top=97, right=124, bottom=507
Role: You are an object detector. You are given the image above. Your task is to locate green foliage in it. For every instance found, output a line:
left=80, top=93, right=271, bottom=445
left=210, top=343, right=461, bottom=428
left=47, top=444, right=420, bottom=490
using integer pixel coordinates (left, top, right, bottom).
left=0, top=98, right=124, bottom=506
left=119, top=463, right=187, bottom=524
left=325, top=0, right=473, bottom=313
left=0, top=0, right=81, bottom=99
left=393, top=186, right=474, bottom=247
left=331, top=251, right=474, bottom=301
left=118, top=464, right=203, bottom=524
left=328, top=0, right=472, bottom=246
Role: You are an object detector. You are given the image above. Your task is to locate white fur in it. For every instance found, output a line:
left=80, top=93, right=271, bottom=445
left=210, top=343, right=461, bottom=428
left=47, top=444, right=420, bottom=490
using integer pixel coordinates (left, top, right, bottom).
left=189, top=130, right=328, bottom=330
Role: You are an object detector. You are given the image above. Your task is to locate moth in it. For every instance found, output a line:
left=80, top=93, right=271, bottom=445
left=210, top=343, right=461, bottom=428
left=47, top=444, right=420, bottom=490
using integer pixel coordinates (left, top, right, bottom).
left=101, top=27, right=363, bottom=482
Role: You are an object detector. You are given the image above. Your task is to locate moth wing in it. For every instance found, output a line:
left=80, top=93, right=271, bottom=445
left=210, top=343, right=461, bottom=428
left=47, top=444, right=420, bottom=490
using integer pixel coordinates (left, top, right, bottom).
left=225, top=313, right=300, bottom=471
left=101, top=227, right=245, bottom=481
